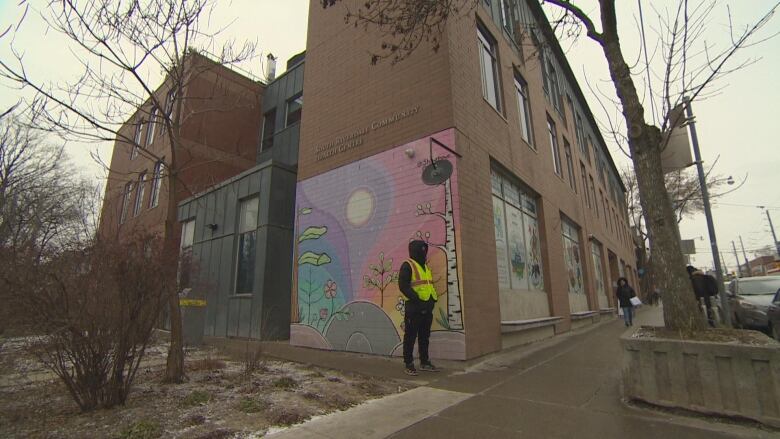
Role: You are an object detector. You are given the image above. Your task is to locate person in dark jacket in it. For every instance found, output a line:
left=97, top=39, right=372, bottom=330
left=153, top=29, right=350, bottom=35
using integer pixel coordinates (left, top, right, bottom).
left=616, top=277, right=636, bottom=327
left=398, top=240, right=439, bottom=376
left=686, top=265, right=717, bottom=327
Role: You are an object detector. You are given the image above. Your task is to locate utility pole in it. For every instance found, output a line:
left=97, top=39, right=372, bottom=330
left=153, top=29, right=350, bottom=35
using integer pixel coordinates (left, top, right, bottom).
left=732, top=241, right=742, bottom=277
left=765, top=209, right=780, bottom=259
left=739, top=236, right=751, bottom=275
left=685, top=97, right=730, bottom=327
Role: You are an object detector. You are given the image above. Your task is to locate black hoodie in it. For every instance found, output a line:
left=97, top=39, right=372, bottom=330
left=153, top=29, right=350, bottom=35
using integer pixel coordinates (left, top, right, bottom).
left=398, top=240, right=436, bottom=314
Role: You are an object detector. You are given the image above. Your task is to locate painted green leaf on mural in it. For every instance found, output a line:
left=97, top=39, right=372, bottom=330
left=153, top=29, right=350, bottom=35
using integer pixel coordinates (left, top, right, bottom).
left=298, top=251, right=332, bottom=266
left=299, top=226, right=328, bottom=242
left=298, top=207, right=312, bottom=215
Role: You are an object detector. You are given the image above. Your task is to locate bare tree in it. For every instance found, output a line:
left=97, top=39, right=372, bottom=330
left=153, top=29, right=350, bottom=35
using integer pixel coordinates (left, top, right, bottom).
left=0, top=0, right=257, bottom=382
left=323, top=0, right=778, bottom=332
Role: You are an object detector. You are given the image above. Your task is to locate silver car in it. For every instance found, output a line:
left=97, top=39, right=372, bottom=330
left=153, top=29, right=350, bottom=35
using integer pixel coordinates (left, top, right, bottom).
left=767, top=289, right=780, bottom=340
left=727, top=276, right=780, bottom=330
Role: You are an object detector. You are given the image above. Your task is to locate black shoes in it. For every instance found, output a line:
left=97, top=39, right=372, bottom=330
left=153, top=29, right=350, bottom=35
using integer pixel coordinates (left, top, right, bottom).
left=419, top=362, right=439, bottom=372
left=404, top=364, right=418, bottom=376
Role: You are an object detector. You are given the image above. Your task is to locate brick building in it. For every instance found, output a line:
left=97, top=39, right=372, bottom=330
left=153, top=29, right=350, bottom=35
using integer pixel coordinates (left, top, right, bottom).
left=99, top=52, right=263, bottom=246
left=289, top=0, right=639, bottom=360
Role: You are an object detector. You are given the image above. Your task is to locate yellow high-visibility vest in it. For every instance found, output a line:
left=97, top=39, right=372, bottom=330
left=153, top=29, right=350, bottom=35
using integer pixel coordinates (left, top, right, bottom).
left=404, top=259, right=438, bottom=302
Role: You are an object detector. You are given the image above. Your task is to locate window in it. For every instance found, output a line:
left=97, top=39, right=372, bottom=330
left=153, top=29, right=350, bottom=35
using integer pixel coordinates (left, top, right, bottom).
left=575, top=112, right=588, bottom=160
left=591, top=241, right=606, bottom=303
left=235, top=197, right=259, bottom=295
left=120, top=182, right=133, bottom=224
left=131, top=119, right=145, bottom=159
left=179, top=219, right=195, bottom=290
left=563, top=139, right=576, bottom=192
left=547, top=116, right=561, bottom=175
left=165, top=88, right=177, bottom=116
left=285, top=94, right=303, bottom=127
left=547, top=61, right=562, bottom=111
left=478, top=25, right=502, bottom=112
left=491, top=168, right=545, bottom=292
left=561, top=217, right=584, bottom=294
left=146, top=108, right=158, bottom=145
left=580, top=163, right=590, bottom=208
left=261, top=109, right=275, bottom=151
left=586, top=135, right=594, bottom=165
left=514, top=74, right=533, bottom=145
left=590, top=176, right=598, bottom=218
left=133, top=172, right=147, bottom=217
left=149, top=161, right=163, bottom=208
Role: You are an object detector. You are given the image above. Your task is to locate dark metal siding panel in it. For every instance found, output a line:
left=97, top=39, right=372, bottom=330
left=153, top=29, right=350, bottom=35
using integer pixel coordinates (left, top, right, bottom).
left=194, top=198, right=208, bottom=244
left=260, top=226, right=293, bottom=340
left=249, top=227, right=268, bottom=339
left=267, top=166, right=296, bottom=228
left=257, top=168, right=273, bottom=227
left=214, top=235, right=234, bottom=337
left=204, top=191, right=216, bottom=238
left=238, top=297, right=252, bottom=338
left=195, top=239, right=211, bottom=333
left=227, top=297, right=240, bottom=337
left=224, top=185, right=238, bottom=236
left=238, top=176, right=250, bottom=199
left=214, top=187, right=227, bottom=235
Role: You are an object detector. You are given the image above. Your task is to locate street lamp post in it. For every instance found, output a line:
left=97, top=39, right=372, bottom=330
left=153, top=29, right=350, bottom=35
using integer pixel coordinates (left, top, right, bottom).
left=684, top=97, right=731, bottom=327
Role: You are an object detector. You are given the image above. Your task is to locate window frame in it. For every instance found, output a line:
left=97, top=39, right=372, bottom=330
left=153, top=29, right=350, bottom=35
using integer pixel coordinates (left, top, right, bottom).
left=477, top=24, right=502, bottom=113
left=120, top=181, right=134, bottom=224
left=285, top=93, right=303, bottom=127
left=563, top=138, right=576, bottom=192
left=146, top=108, right=158, bottom=145
left=131, top=119, right=145, bottom=159
left=261, top=109, right=276, bottom=151
left=133, top=172, right=147, bottom=217
left=514, top=73, right=533, bottom=147
left=149, top=161, right=164, bottom=208
left=234, top=196, right=260, bottom=295
left=547, top=116, right=562, bottom=176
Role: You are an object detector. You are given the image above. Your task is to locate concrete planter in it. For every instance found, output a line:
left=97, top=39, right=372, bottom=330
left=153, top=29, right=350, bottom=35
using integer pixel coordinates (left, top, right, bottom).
left=621, top=328, right=780, bottom=427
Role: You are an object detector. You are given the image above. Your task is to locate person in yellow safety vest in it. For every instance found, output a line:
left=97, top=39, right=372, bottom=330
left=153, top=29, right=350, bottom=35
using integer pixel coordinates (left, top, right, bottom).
left=399, top=240, right=440, bottom=376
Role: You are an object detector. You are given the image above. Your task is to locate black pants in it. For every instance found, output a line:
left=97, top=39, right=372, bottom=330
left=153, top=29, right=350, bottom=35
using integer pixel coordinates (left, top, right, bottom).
left=403, top=310, right=433, bottom=366
left=701, top=295, right=715, bottom=327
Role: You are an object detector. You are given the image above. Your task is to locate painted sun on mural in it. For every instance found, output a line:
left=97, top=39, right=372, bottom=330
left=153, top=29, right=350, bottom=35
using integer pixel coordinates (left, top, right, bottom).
left=290, top=129, right=466, bottom=360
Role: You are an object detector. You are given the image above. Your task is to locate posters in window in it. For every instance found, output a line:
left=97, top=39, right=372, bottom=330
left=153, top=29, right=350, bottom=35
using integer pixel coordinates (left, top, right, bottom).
left=493, top=196, right=510, bottom=289
left=506, top=204, right=527, bottom=290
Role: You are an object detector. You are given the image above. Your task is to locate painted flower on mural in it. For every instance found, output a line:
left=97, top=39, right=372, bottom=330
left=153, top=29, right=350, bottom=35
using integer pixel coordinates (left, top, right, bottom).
left=319, top=308, right=329, bottom=320
left=395, top=296, right=405, bottom=315
left=324, top=280, right=338, bottom=299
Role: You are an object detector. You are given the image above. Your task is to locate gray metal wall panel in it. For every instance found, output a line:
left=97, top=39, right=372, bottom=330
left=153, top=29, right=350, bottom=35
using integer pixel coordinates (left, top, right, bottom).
left=238, top=177, right=250, bottom=199
left=194, top=198, right=207, bottom=244
left=214, top=187, right=226, bottom=237
left=195, top=239, right=211, bottom=333
left=227, top=297, right=240, bottom=337
left=199, top=239, right=216, bottom=336
left=260, top=226, right=293, bottom=340
left=249, top=227, right=268, bottom=339
left=204, top=191, right=216, bottom=238
left=238, top=297, right=252, bottom=338
left=214, top=236, right=233, bottom=337
left=258, top=169, right=273, bottom=227
left=224, top=186, right=237, bottom=236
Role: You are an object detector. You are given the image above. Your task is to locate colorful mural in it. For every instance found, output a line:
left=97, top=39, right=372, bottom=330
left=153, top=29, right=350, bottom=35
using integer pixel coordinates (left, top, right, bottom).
left=561, top=219, right=584, bottom=295
left=290, top=129, right=466, bottom=360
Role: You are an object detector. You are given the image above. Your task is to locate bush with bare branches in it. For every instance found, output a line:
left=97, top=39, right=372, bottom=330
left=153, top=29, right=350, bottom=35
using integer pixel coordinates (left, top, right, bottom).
left=6, top=236, right=176, bottom=411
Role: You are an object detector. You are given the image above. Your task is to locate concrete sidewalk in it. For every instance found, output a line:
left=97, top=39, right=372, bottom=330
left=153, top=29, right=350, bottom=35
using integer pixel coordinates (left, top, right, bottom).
left=266, top=307, right=775, bottom=438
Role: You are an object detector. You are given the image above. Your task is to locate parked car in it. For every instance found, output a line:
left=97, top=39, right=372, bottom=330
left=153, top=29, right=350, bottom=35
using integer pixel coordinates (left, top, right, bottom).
left=767, top=289, right=780, bottom=340
left=726, top=276, right=780, bottom=331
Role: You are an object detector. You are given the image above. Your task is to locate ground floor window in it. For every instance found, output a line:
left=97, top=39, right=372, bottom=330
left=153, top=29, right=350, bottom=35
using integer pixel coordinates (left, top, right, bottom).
left=561, top=217, right=584, bottom=295
left=235, top=197, right=259, bottom=295
left=590, top=241, right=606, bottom=299
left=491, top=167, right=544, bottom=292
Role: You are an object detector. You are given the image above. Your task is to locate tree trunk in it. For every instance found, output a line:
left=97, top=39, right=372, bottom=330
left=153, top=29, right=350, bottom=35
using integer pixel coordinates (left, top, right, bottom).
left=443, top=178, right=463, bottom=329
left=163, top=168, right=185, bottom=383
left=598, top=0, right=705, bottom=332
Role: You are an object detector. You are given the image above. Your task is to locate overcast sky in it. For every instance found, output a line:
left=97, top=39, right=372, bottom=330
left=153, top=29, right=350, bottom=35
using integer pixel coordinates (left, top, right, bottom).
left=1, top=0, right=777, bottom=271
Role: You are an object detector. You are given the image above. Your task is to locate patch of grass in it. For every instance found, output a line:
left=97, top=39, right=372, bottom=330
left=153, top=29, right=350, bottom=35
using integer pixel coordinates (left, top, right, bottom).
left=237, top=397, right=269, bottom=413
left=191, top=356, right=226, bottom=371
left=118, top=420, right=162, bottom=439
left=357, top=380, right=385, bottom=397
left=183, top=414, right=206, bottom=426
left=326, top=394, right=357, bottom=411
left=268, top=407, right=308, bottom=426
left=302, top=391, right=324, bottom=401
left=180, top=390, right=211, bottom=407
left=272, top=376, right=298, bottom=390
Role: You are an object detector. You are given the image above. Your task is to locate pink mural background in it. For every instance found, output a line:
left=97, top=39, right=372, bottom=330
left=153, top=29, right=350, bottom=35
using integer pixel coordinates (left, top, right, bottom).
left=290, top=129, right=466, bottom=360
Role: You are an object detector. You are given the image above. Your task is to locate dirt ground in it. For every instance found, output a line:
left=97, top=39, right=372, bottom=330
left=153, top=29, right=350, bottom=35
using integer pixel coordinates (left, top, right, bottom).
left=634, top=325, right=779, bottom=346
left=0, top=336, right=410, bottom=438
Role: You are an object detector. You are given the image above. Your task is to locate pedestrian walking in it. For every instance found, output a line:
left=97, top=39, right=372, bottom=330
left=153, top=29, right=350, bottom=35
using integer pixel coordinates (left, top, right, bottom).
left=399, top=240, right=440, bottom=376
left=686, top=265, right=717, bottom=327
left=616, top=277, right=636, bottom=327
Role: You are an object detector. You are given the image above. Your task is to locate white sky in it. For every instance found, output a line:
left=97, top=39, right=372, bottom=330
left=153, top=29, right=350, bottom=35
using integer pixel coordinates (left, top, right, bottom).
left=1, top=0, right=778, bottom=271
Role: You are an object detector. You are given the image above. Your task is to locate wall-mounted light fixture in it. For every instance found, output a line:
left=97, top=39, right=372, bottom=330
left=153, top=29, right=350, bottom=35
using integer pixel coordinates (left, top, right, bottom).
left=206, top=223, right=218, bottom=231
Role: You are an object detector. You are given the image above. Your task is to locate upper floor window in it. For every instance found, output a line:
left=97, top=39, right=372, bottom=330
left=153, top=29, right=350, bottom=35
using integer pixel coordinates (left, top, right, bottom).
left=131, top=119, right=145, bottom=159
left=546, top=61, right=562, bottom=112
left=261, top=109, right=276, bottom=151
left=133, top=172, right=147, bottom=217
left=286, top=94, right=303, bottom=127
left=478, top=25, right=502, bottom=112
left=146, top=108, right=158, bottom=145
left=514, top=74, right=533, bottom=146
left=165, top=88, right=177, bottom=117
left=120, top=181, right=133, bottom=224
left=580, top=162, right=590, bottom=208
left=149, top=161, right=164, bottom=208
left=563, top=139, right=576, bottom=192
left=547, top=116, right=561, bottom=176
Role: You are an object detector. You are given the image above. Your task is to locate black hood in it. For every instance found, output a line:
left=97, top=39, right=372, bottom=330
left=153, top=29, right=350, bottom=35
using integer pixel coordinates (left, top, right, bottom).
left=408, top=240, right=428, bottom=266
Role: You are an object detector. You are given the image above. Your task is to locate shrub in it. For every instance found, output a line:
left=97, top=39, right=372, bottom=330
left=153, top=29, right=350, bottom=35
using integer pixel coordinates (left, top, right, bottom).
left=119, top=420, right=162, bottom=439
left=181, top=390, right=211, bottom=407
